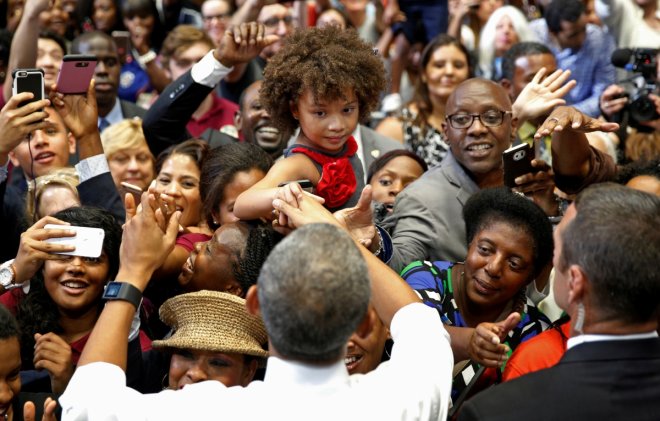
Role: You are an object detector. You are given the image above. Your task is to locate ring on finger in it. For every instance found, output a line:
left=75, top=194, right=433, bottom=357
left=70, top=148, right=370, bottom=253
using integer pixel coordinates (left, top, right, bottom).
left=548, top=117, right=560, bottom=123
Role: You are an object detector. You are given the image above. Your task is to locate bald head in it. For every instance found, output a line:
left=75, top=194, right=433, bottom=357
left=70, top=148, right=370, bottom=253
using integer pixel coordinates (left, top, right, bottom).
left=446, top=78, right=512, bottom=115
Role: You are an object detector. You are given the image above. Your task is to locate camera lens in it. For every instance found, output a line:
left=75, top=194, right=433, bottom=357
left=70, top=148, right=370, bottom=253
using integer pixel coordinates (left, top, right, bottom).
left=630, top=95, right=660, bottom=122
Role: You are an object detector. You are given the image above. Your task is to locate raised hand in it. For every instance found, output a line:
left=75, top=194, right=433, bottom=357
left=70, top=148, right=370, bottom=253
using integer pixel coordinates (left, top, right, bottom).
left=0, top=93, right=52, bottom=158
left=33, top=332, right=74, bottom=394
left=13, top=216, right=74, bottom=285
left=468, top=312, right=521, bottom=368
left=512, top=67, right=576, bottom=123
left=118, top=190, right=181, bottom=290
left=23, top=397, right=58, bottom=421
left=513, top=159, right=558, bottom=216
left=49, top=79, right=99, bottom=140
left=333, top=185, right=377, bottom=248
left=535, top=106, right=620, bottom=140
left=214, top=22, right=279, bottom=68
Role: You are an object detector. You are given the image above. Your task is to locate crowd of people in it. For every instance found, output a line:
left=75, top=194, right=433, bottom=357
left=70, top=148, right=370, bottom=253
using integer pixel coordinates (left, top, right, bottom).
left=0, top=0, right=658, bottom=420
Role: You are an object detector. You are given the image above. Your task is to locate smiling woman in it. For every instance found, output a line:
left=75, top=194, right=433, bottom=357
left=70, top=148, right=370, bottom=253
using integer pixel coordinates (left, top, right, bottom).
left=152, top=291, right=268, bottom=390
left=376, top=35, right=473, bottom=167
left=401, top=187, right=553, bottom=386
left=0, top=207, right=152, bottom=394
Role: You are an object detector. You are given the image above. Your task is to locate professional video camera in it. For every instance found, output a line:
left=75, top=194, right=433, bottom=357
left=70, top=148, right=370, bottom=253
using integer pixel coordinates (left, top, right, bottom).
left=610, top=48, right=658, bottom=130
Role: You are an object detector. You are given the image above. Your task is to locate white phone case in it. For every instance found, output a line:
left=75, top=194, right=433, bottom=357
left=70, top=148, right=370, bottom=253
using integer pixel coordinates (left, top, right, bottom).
left=44, top=224, right=105, bottom=258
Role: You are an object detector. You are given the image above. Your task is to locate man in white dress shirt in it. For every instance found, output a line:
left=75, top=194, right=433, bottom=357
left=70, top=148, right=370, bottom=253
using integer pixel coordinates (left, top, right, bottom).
left=59, top=173, right=454, bottom=420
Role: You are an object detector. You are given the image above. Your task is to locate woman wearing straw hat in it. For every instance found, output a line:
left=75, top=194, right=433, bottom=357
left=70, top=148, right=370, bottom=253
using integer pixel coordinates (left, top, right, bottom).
left=143, top=290, right=268, bottom=391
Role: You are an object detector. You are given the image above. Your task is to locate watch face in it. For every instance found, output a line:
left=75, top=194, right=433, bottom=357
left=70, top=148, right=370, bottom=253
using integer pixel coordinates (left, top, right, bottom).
left=0, top=267, right=13, bottom=286
left=104, top=282, right=122, bottom=297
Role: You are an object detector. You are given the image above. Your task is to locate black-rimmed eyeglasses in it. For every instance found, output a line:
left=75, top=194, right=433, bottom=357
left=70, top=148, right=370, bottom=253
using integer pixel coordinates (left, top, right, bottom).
left=445, top=110, right=512, bottom=129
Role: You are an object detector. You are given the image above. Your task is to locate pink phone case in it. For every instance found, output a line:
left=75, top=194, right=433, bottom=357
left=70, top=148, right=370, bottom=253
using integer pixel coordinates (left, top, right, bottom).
left=56, top=56, right=97, bottom=94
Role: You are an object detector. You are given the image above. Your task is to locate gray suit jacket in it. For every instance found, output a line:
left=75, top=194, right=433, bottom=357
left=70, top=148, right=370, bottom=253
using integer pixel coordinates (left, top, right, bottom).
left=359, top=125, right=403, bottom=175
left=384, top=151, right=479, bottom=272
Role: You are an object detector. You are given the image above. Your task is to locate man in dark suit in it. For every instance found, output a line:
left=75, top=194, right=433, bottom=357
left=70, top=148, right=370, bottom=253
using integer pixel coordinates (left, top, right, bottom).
left=142, top=23, right=282, bottom=158
left=459, top=183, right=660, bottom=421
left=70, top=32, right=145, bottom=133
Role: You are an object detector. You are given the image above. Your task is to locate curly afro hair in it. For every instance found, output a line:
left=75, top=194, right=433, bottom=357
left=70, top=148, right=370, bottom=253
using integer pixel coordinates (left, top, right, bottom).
left=260, top=26, right=386, bottom=139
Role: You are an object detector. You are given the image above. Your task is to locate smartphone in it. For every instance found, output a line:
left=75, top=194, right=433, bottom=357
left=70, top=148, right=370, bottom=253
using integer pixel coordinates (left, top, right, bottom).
left=12, top=68, right=45, bottom=108
left=502, top=143, right=537, bottom=188
left=44, top=224, right=105, bottom=259
left=111, top=31, right=131, bottom=65
left=278, top=179, right=314, bottom=193
left=120, top=181, right=143, bottom=204
left=56, top=55, right=98, bottom=94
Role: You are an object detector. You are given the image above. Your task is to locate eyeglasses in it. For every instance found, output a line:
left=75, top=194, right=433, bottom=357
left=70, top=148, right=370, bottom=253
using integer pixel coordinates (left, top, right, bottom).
left=203, top=13, right=230, bottom=22
left=262, top=15, right=294, bottom=28
left=445, top=110, right=512, bottom=129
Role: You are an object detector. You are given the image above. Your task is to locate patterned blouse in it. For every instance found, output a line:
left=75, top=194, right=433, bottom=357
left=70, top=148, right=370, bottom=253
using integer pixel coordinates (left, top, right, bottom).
left=401, top=260, right=551, bottom=357
left=400, top=107, right=449, bottom=168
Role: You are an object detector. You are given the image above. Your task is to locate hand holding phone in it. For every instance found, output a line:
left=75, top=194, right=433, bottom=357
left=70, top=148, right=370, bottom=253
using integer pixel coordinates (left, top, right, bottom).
left=44, top=224, right=105, bottom=258
left=502, top=143, right=538, bottom=188
left=120, top=181, right=144, bottom=205
left=12, top=68, right=45, bottom=108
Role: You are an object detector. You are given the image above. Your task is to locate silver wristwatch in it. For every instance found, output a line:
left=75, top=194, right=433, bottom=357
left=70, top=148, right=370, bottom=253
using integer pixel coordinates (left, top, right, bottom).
left=0, top=261, right=18, bottom=290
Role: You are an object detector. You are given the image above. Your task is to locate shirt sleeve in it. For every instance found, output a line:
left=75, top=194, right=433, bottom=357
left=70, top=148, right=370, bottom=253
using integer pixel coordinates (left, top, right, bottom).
left=362, top=303, right=454, bottom=421
left=75, top=154, right=110, bottom=183
left=190, top=50, right=233, bottom=88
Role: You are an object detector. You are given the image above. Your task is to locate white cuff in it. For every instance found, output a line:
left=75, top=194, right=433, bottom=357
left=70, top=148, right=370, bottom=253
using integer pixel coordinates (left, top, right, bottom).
left=75, top=154, right=110, bottom=183
left=190, top=50, right=233, bottom=88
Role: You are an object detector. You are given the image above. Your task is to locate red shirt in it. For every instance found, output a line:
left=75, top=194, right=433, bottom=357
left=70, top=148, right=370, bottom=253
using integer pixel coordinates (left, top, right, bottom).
left=503, top=322, right=570, bottom=381
left=186, top=93, right=239, bottom=138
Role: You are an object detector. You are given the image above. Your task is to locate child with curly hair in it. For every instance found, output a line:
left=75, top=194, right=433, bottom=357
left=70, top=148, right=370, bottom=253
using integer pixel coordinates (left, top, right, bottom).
left=234, top=25, right=386, bottom=218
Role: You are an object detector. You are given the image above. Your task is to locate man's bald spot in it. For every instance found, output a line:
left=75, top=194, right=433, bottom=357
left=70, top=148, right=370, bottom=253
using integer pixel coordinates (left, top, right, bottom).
left=446, top=78, right=513, bottom=114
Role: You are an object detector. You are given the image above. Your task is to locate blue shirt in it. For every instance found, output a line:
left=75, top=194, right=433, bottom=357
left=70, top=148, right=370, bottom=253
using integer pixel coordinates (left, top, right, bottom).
left=530, top=20, right=616, bottom=117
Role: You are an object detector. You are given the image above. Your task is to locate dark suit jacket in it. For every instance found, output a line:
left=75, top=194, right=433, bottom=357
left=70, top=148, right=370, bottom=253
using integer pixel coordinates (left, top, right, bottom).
left=120, top=99, right=146, bottom=120
left=459, top=338, right=660, bottom=421
left=359, top=125, right=403, bottom=176
left=142, top=70, right=238, bottom=157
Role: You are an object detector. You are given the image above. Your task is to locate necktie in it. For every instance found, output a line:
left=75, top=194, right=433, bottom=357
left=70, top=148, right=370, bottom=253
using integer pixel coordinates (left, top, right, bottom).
left=99, top=118, right=110, bottom=133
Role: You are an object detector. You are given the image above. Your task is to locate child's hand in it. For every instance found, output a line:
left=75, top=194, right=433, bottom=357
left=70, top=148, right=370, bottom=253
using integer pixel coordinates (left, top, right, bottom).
left=214, top=22, right=280, bottom=68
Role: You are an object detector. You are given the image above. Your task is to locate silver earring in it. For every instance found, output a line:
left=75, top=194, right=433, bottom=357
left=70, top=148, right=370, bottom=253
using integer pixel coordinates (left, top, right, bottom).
left=573, top=302, right=585, bottom=334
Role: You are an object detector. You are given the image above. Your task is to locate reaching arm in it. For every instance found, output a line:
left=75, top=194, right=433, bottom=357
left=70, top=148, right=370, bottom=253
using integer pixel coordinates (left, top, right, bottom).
left=272, top=182, right=421, bottom=327
left=142, top=22, right=278, bottom=156
left=2, top=0, right=50, bottom=103
left=234, top=154, right=320, bottom=220
left=536, top=106, right=619, bottom=193
left=77, top=193, right=180, bottom=369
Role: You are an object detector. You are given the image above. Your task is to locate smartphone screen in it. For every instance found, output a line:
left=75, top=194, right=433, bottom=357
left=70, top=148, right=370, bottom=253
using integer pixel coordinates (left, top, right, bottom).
left=12, top=69, right=44, bottom=108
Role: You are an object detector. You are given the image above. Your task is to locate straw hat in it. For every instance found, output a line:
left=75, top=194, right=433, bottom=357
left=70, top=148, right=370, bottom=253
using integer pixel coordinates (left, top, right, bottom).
left=153, top=291, right=268, bottom=359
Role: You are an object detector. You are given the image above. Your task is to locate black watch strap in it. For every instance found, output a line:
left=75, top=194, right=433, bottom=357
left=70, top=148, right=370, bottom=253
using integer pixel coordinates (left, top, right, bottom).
left=102, top=281, right=143, bottom=309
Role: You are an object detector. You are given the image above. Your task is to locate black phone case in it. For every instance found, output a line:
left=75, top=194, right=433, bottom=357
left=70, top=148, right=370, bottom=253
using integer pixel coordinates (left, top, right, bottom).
left=502, top=144, right=534, bottom=188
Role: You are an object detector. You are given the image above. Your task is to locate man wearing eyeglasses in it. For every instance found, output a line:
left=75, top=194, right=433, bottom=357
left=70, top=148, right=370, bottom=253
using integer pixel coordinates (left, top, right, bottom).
left=384, top=78, right=557, bottom=272
left=202, top=0, right=233, bottom=48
